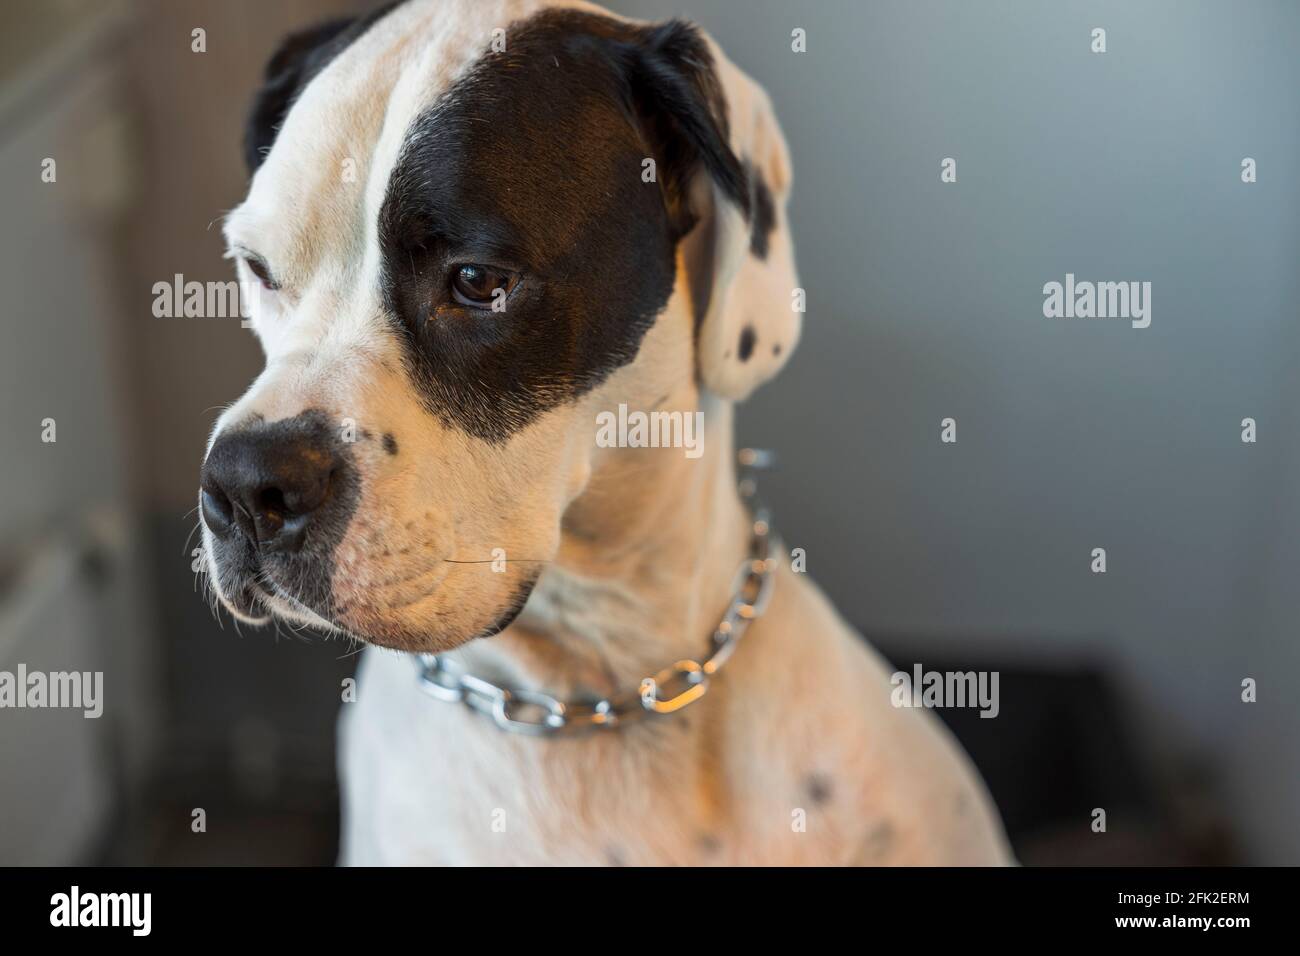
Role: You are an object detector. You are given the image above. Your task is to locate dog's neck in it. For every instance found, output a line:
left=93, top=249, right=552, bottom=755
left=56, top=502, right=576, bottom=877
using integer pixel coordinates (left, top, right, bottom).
left=447, top=396, right=752, bottom=703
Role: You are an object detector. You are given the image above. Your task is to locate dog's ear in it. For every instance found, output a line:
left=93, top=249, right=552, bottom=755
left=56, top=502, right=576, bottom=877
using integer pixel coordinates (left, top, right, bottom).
left=626, top=21, right=801, bottom=402
left=244, top=17, right=357, bottom=173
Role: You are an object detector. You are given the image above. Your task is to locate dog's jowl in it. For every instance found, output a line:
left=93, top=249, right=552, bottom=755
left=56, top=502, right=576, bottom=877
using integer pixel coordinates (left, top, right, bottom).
left=200, top=0, right=1012, bottom=866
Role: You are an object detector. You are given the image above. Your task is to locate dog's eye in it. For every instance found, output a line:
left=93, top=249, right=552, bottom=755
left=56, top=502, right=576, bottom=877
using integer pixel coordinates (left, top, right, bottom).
left=450, top=264, right=514, bottom=308
left=244, top=255, right=279, bottom=291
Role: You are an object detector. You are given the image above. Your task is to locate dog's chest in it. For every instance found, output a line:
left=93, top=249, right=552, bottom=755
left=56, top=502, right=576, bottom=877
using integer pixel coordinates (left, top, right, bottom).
left=338, top=647, right=849, bottom=866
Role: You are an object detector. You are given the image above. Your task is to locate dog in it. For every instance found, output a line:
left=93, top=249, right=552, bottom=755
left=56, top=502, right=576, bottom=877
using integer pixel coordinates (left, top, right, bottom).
left=199, top=0, right=1013, bottom=865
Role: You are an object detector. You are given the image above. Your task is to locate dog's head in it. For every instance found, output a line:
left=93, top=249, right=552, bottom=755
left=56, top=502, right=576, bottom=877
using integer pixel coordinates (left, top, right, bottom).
left=200, top=0, right=799, bottom=651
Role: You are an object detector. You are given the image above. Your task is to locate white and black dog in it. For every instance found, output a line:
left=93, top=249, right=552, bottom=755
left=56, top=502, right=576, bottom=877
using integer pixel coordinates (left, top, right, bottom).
left=199, top=0, right=1011, bottom=865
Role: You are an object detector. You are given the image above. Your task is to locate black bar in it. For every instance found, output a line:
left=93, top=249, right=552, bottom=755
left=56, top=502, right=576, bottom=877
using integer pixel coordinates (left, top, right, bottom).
left=0, top=866, right=1275, bottom=940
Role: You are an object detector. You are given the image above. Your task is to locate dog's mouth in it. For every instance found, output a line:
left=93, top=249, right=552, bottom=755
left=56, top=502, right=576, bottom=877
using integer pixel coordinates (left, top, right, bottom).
left=205, top=520, right=541, bottom=651
left=249, top=573, right=323, bottom=624
left=207, top=539, right=336, bottom=631
left=231, top=577, right=272, bottom=622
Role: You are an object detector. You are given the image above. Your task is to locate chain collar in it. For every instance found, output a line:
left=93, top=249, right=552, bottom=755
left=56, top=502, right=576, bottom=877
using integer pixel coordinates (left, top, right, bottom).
left=414, top=449, right=778, bottom=737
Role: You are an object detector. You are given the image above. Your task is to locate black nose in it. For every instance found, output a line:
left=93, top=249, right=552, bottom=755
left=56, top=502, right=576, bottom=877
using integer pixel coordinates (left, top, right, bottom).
left=200, top=420, right=340, bottom=553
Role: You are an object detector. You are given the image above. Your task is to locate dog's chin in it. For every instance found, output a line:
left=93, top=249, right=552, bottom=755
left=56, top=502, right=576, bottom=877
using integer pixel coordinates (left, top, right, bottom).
left=210, top=552, right=541, bottom=653
left=327, top=573, right=542, bottom=654
left=209, top=564, right=329, bottom=633
left=220, top=596, right=272, bottom=627
left=259, top=589, right=339, bottom=632
left=210, top=575, right=272, bottom=626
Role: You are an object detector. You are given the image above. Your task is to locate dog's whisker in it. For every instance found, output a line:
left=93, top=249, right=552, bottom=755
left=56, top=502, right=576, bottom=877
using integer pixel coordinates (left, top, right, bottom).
left=206, top=208, right=236, bottom=232
left=348, top=563, right=444, bottom=590
left=336, top=637, right=368, bottom=661
left=182, top=519, right=203, bottom=556
left=441, top=557, right=551, bottom=565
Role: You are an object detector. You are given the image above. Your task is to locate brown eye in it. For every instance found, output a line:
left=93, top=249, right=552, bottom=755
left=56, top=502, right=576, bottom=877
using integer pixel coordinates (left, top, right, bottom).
left=450, top=264, right=513, bottom=308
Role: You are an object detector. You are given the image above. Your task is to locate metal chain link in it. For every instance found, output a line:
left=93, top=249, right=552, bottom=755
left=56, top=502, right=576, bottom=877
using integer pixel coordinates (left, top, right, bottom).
left=414, top=450, right=778, bottom=737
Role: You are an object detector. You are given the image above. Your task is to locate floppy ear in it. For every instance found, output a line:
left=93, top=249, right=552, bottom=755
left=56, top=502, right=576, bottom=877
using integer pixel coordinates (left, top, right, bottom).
left=693, top=36, right=800, bottom=401
left=627, top=22, right=801, bottom=402
left=244, top=17, right=357, bottom=173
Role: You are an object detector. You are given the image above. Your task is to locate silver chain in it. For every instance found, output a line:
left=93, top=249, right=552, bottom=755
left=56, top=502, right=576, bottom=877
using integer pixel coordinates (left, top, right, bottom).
left=414, top=449, right=778, bottom=737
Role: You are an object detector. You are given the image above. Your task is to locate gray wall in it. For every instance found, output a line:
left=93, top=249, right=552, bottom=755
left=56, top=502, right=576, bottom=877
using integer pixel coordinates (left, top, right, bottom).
left=613, top=0, right=1300, bottom=862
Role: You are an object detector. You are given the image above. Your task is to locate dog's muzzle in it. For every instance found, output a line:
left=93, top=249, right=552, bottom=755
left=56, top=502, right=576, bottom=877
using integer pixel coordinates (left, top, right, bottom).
left=199, top=410, right=359, bottom=619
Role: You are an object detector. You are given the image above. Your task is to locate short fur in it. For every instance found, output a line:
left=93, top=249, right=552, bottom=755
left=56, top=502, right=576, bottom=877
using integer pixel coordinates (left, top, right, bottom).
left=203, top=0, right=1012, bottom=865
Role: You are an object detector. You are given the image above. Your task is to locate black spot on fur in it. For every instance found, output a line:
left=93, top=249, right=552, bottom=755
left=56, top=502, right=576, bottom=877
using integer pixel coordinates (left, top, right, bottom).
left=861, top=821, right=896, bottom=859
left=737, top=325, right=756, bottom=361
left=805, top=773, right=833, bottom=806
left=697, top=833, right=722, bottom=855
left=772, top=342, right=782, bottom=356
left=747, top=161, right=776, bottom=259
left=378, top=10, right=747, bottom=442
left=243, top=2, right=404, bottom=173
left=382, top=432, right=398, bottom=456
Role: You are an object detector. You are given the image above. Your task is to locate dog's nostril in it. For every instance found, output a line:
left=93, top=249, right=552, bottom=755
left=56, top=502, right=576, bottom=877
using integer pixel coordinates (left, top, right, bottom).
left=201, top=487, right=235, bottom=536
left=258, top=486, right=288, bottom=519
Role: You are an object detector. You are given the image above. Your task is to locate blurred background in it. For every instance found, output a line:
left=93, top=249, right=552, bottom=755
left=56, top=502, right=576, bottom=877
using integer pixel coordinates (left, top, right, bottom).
left=1, top=0, right=1296, bottom=865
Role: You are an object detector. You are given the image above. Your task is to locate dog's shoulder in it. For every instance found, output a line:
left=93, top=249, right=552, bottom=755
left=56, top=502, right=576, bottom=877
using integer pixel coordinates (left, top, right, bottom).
left=725, top=566, right=1014, bottom=864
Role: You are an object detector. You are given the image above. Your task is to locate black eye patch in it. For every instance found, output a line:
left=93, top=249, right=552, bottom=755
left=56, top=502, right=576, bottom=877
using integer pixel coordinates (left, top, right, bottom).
left=370, top=10, right=755, bottom=444
left=377, top=12, right=691, bottom=443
